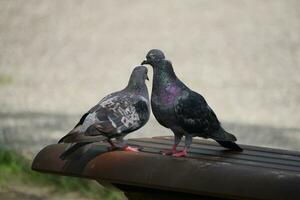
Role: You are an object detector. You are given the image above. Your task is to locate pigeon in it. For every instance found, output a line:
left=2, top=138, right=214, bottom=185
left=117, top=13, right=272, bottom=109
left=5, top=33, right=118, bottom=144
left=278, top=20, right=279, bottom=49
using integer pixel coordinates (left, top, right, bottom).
left=142, top=49, right=243, bottom=157
left=58, top=66, right=150, bottom=159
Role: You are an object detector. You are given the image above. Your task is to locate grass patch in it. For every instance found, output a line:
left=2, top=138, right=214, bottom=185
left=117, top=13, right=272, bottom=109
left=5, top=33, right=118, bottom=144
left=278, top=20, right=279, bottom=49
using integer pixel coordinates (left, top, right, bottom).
left=0, top=149, right=125, bottom=200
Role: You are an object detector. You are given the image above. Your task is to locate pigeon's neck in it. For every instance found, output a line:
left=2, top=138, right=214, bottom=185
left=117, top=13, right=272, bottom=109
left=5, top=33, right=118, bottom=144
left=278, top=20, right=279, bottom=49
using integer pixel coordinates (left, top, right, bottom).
left=126, top=79, right=148, bottom=97
left=152, top=60, right=178, bottom=89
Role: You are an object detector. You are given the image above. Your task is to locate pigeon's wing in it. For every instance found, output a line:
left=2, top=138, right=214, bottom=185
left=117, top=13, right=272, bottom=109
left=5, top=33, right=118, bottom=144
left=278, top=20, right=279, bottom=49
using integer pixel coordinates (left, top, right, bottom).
left=68, top=95, right=110, bottom=131
left=58, top=91, right=121, bottom=142
left=132, top=97, right=150, bottom=125
left=59, top=95, right=150, bottom=158
left=93, top=94, right=149, bottom=136
left=58, top=93, right=114, bottom=143
left=174, top=91, right=220, bottom=136
left=59, top=93, right=149, bottom=143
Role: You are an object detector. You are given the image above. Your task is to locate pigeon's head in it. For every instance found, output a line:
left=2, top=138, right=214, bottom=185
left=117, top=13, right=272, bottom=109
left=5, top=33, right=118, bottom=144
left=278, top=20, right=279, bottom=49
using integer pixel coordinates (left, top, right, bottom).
left=129, top=65, right=149, bottom=85
left=142, top=49, right=165, bottom=66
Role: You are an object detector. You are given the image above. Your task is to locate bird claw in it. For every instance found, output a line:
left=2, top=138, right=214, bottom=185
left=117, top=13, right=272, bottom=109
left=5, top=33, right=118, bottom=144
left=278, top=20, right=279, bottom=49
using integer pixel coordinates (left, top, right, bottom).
left=123, top=146, right=139, bottom=152
left=172, top=150, right=187, bottom=157
left=160, top=149, right=177, bottom=156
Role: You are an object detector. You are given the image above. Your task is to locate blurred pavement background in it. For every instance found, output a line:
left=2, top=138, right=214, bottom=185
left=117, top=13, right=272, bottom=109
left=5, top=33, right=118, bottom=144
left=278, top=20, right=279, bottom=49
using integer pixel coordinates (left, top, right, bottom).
left=0, top=0, right=300, bottom=156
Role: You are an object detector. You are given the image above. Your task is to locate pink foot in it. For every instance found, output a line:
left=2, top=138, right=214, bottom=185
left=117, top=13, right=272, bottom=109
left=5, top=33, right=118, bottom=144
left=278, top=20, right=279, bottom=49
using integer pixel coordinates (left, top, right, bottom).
left=160, top=145, right=178, bottom=156
left=173, top=150, right=187, bottom=157
left=123, top=146, right=139, bottom=152
left=160, top=149, right=177, bottom=155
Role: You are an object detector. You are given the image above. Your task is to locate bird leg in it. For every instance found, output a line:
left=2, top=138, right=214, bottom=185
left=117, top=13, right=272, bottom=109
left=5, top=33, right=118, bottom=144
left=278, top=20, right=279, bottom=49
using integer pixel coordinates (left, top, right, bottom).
left=172, top=134, right=192, bottom=157
left=107, top=139, right=118, bottom=151
left=115, top=136, right=139, bottom=152
left=161, top=134, right=183, bottom=155
left=161, top=144, right=178, bottom=155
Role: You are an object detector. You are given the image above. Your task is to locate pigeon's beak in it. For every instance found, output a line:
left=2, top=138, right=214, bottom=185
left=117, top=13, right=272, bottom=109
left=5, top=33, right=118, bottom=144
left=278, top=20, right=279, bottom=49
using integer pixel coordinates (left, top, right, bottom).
left=141, top=60, right=149, bottom=65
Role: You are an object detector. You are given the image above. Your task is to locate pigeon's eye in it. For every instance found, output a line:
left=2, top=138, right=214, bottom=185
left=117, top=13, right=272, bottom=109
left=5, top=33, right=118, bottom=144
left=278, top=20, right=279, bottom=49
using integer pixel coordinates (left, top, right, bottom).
left=149, top=54, right=155, bottom=59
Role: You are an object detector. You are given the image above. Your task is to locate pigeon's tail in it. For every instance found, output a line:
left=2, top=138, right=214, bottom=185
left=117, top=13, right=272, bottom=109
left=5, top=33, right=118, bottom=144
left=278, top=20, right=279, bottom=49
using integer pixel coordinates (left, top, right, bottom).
left=216, top=140, right=243, bottom=151
left=210, top=127, right=243, bottom=151
left=210, top=127, right=236, bottom=141
left=59, top=132, right=108, bottom=160
left=58, top=130, right=81, bottom=143
left=58, top=122, right=109, bottom=144
left=59, top=142, right=91, bottom=160
left=58, top=131, right=107, bottom=144
left=58, top=124, right=108, bottom=159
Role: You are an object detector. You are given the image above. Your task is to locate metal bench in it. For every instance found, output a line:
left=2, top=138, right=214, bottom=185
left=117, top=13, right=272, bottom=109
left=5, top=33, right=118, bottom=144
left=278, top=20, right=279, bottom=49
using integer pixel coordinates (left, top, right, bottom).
left=32, top=136, right=300, bottom=200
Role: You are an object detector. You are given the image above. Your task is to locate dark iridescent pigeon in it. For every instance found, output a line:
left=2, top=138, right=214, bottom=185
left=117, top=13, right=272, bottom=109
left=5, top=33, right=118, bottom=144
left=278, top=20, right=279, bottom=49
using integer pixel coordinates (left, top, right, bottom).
left=58, top=66, right=150, bottom=159
left=142, top=49, right=242, bottom=157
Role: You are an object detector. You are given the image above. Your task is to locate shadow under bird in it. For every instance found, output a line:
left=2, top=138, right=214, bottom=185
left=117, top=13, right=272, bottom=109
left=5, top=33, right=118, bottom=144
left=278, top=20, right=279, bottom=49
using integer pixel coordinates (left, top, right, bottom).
left=142, top=49, right=243, bottom=157
left=58, top=66, right=150, bottom=159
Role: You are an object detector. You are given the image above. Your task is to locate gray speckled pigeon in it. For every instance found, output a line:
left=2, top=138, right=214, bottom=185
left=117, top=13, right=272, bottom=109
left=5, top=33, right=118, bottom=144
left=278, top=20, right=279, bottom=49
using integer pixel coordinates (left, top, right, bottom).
left=142, top=49, right=242, bottom=157
left=58, top=66, right=150, bottom=159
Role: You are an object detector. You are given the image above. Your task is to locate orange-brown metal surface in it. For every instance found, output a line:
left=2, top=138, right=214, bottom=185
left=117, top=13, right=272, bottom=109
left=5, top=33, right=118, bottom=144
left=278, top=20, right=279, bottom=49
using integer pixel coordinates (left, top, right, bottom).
left=32, top=137, right=300, bottom=200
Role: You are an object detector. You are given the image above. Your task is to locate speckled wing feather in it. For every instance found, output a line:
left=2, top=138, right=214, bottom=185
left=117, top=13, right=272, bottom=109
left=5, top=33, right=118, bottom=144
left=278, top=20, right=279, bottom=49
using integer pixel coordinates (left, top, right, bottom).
left=59, top=93, right=149, bottom=143
left=93, top=94, right=149, bottom=135
left=174, top=90, right=220, bottom=137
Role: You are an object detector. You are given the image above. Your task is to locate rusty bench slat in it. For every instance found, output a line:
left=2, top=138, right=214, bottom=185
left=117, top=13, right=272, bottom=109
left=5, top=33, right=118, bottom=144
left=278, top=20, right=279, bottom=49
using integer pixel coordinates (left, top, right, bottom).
left=128, top=139, right=300, bottom=172
left=133, top=138, right=300, bottom=163
left=131, top=137, right=300, bottom=162
left=137, top=148, right=300, bottom=174
left=32, top=137, right=300, bottom=200
left=154, top=136, right=300, bottom=157
left=150, top=136, right=300, bottom=159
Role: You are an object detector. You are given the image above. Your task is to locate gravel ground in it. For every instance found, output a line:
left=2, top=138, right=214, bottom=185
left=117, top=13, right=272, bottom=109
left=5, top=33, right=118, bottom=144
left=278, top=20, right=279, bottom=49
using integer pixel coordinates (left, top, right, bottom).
left=0, top=0, right=300, bottom=158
